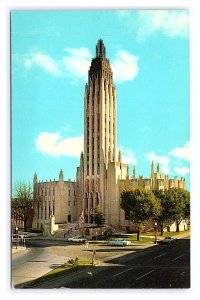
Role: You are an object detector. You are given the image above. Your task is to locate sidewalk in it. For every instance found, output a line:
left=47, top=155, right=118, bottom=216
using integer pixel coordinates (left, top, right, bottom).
left=12, top=246, right=27, bottom=255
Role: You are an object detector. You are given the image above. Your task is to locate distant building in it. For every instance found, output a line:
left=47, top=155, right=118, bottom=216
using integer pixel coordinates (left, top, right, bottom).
left=32, top=40, right=186, bottom=231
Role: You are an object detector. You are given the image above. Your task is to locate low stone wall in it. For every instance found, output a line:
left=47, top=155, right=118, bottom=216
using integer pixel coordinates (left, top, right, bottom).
left=84, top=226, right=109, bottom=239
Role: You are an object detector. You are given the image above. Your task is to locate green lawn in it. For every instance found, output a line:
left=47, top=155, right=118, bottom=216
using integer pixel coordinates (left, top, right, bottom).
left=24, top=260, right=93, bottom=288
left=142, top=229, right=190, bottom=238
left=104, top=229, right=190, bottom=243
left=109, top=234, right=155, bottom=243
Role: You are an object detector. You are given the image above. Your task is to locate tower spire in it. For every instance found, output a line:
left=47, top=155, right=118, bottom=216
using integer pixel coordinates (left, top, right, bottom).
left=151, top=161, right=154, bottom=178
left=126, top=165, right=129, bottom=177
left=59, top=169, right=64, bottom=182
left=118, top=149, right=122, bottom=163
left=96, top=39, right=106, bottom=57
left=33, top=172, right=38, bottom=184
left=157, top=163, right=160, bottom=173
left=133, top=166, right=136, bottom=178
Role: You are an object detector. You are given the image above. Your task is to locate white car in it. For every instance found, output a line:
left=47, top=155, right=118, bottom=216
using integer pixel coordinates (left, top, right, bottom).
left=109, top=239, right=131, bottom=246
left=67, top=237, right=86, bottom=243
left=160, top=237, right=177, bottom=244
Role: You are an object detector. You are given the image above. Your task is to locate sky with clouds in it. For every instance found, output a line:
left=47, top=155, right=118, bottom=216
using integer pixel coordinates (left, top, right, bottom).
left=11, top=10, right=190, bottom=189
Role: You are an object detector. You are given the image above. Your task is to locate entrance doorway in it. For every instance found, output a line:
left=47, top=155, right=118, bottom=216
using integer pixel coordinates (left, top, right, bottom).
left=68, top=214, right=71, bottom=223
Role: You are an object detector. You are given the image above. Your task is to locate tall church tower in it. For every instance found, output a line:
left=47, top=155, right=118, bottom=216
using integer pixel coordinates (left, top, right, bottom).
left=83, top=39, right=117, bottom=223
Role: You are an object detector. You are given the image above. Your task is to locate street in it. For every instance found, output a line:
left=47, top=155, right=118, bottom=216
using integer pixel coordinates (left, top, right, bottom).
left=12, top=237, right=139, bottom=287
left=84, top=237, right=190, bottom=289
left=13, top=236, right=190, bottom=289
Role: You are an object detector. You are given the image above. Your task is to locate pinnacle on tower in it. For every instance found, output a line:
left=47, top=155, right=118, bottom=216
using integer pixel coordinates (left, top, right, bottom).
left=80, top=151, right=84, bottom=167
left=118, top=149, right=122, bottom=163
left=157, top=163, right=160, bottom=173
left=126, top=165, right=129, bottom=177
left=133, top=166, right=136, bottom=178
left=151, top=161, right=154, bottom=178
left=59, top=169, right=64, bottom=182
left=96, top=39, right=106, bottom=57
left=33, top=172, right=38, bottom=184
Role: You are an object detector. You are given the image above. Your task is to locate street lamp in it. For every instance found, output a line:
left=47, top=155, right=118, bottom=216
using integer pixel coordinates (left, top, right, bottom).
left=154, top=222, right=157, bottom=244
left=15, top=227, right=19, bottom=249
left=85, top=241, right=89, bottom=262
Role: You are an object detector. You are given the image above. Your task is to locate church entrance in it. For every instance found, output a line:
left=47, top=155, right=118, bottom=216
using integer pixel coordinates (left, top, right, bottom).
left=67, top=214, right=71, bottom=223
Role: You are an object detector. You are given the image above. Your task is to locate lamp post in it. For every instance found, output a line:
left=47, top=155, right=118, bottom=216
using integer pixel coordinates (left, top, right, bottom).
left=154, top=222, right=157, bottom=244
left=92, top=249, right=96, bottom=266
left=15, top=227, right=18, bottom=249
left=85, top=241, right=89, bottom=262
left=23, top=236, right=26, bottom=248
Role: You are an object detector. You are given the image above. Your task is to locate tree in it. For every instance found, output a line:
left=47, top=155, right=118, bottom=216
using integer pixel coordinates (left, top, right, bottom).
left=153, top=189, right=178, bottom=236
left=153, top=188, right=190, bottom=233
left=153, top=189, right=166, bottom=236
left=120, top=188, right=161, bottom=240
left=183, top=190, right=190, bottom=220
left=165, top=188, right=190, bottom=232
left=12, top=182, right=34, bottom=231
left=94, top=208, right=105, bottom=226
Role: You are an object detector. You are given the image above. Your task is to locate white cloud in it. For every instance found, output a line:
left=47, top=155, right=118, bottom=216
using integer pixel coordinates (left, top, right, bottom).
left=63, top=47, right=92, bottom=80
left=111, top=50, right=139, bottom=83
left=146, top=152, right=170, bottom=166
left=118, top=10, right=189, bottom=40
left=36, top=132, right=83, bottom=157
left=145, top=142, right=190, bottom=176
left=174, top=166, right=190, bottom=176
left=120, top=148, right=137, bottom=165
left=23, top=48, right=91, bottom=80
left=139, top=10, right=189, bottom=39
left=21, top=47, right=138, bottom=84
left=169, top=141, right=190, bottom=161
left=24, top=53, right=61, bottom=76
left=161, top=165, right=170, bottom=175
left=145, top=152, right=170, bottom=174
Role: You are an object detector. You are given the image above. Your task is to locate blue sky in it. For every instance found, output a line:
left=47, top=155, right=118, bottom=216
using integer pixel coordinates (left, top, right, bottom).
left=11, top=9, right=190, bottom=189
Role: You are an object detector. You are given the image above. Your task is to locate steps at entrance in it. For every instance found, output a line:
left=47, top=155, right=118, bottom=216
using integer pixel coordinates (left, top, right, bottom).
left=53, top=223, right=80, bottom=238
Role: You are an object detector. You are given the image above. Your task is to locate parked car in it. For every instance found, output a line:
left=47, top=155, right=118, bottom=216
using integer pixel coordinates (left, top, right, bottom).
left=67, top=237, right=86, bottom=243
left=19, top=234, right=30, bottom=238
left=12, top=233, right=30, bottom=239
left=109, top=239, right=131, bottom=246
left=159, top=237, right=177, bottom=244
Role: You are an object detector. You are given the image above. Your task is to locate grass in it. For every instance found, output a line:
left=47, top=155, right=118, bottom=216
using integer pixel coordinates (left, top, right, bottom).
left=105, top=229, right=190, bottom=243
left=109, top=234, right=155, bottom=243
left=162, top=230, right=190, bottom=237
left=24, top=260, right=94, bottom=288
left=142, top=229, right=190, bottom=238
left=129, top=236, right=155, bottom=243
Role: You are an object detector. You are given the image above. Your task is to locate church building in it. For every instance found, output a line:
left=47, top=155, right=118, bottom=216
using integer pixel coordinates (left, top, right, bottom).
left=32, top=40, right=186, bottom=231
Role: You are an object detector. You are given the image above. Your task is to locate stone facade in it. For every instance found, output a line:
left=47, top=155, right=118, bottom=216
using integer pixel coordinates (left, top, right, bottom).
left=32, top=40, right=187, bottom=231
left=32, top=170, right=77, bottom=230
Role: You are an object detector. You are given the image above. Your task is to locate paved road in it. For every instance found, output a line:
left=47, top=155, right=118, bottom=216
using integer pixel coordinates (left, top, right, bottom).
left=31, top=237, right=190, bottom=289
left=12, top=238, right=144, bottom=287
left=12, top=239, right=76, bottom=287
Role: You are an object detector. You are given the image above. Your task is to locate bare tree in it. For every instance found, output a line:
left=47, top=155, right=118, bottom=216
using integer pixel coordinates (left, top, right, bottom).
left=12, top=182, right=34, bottom=231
